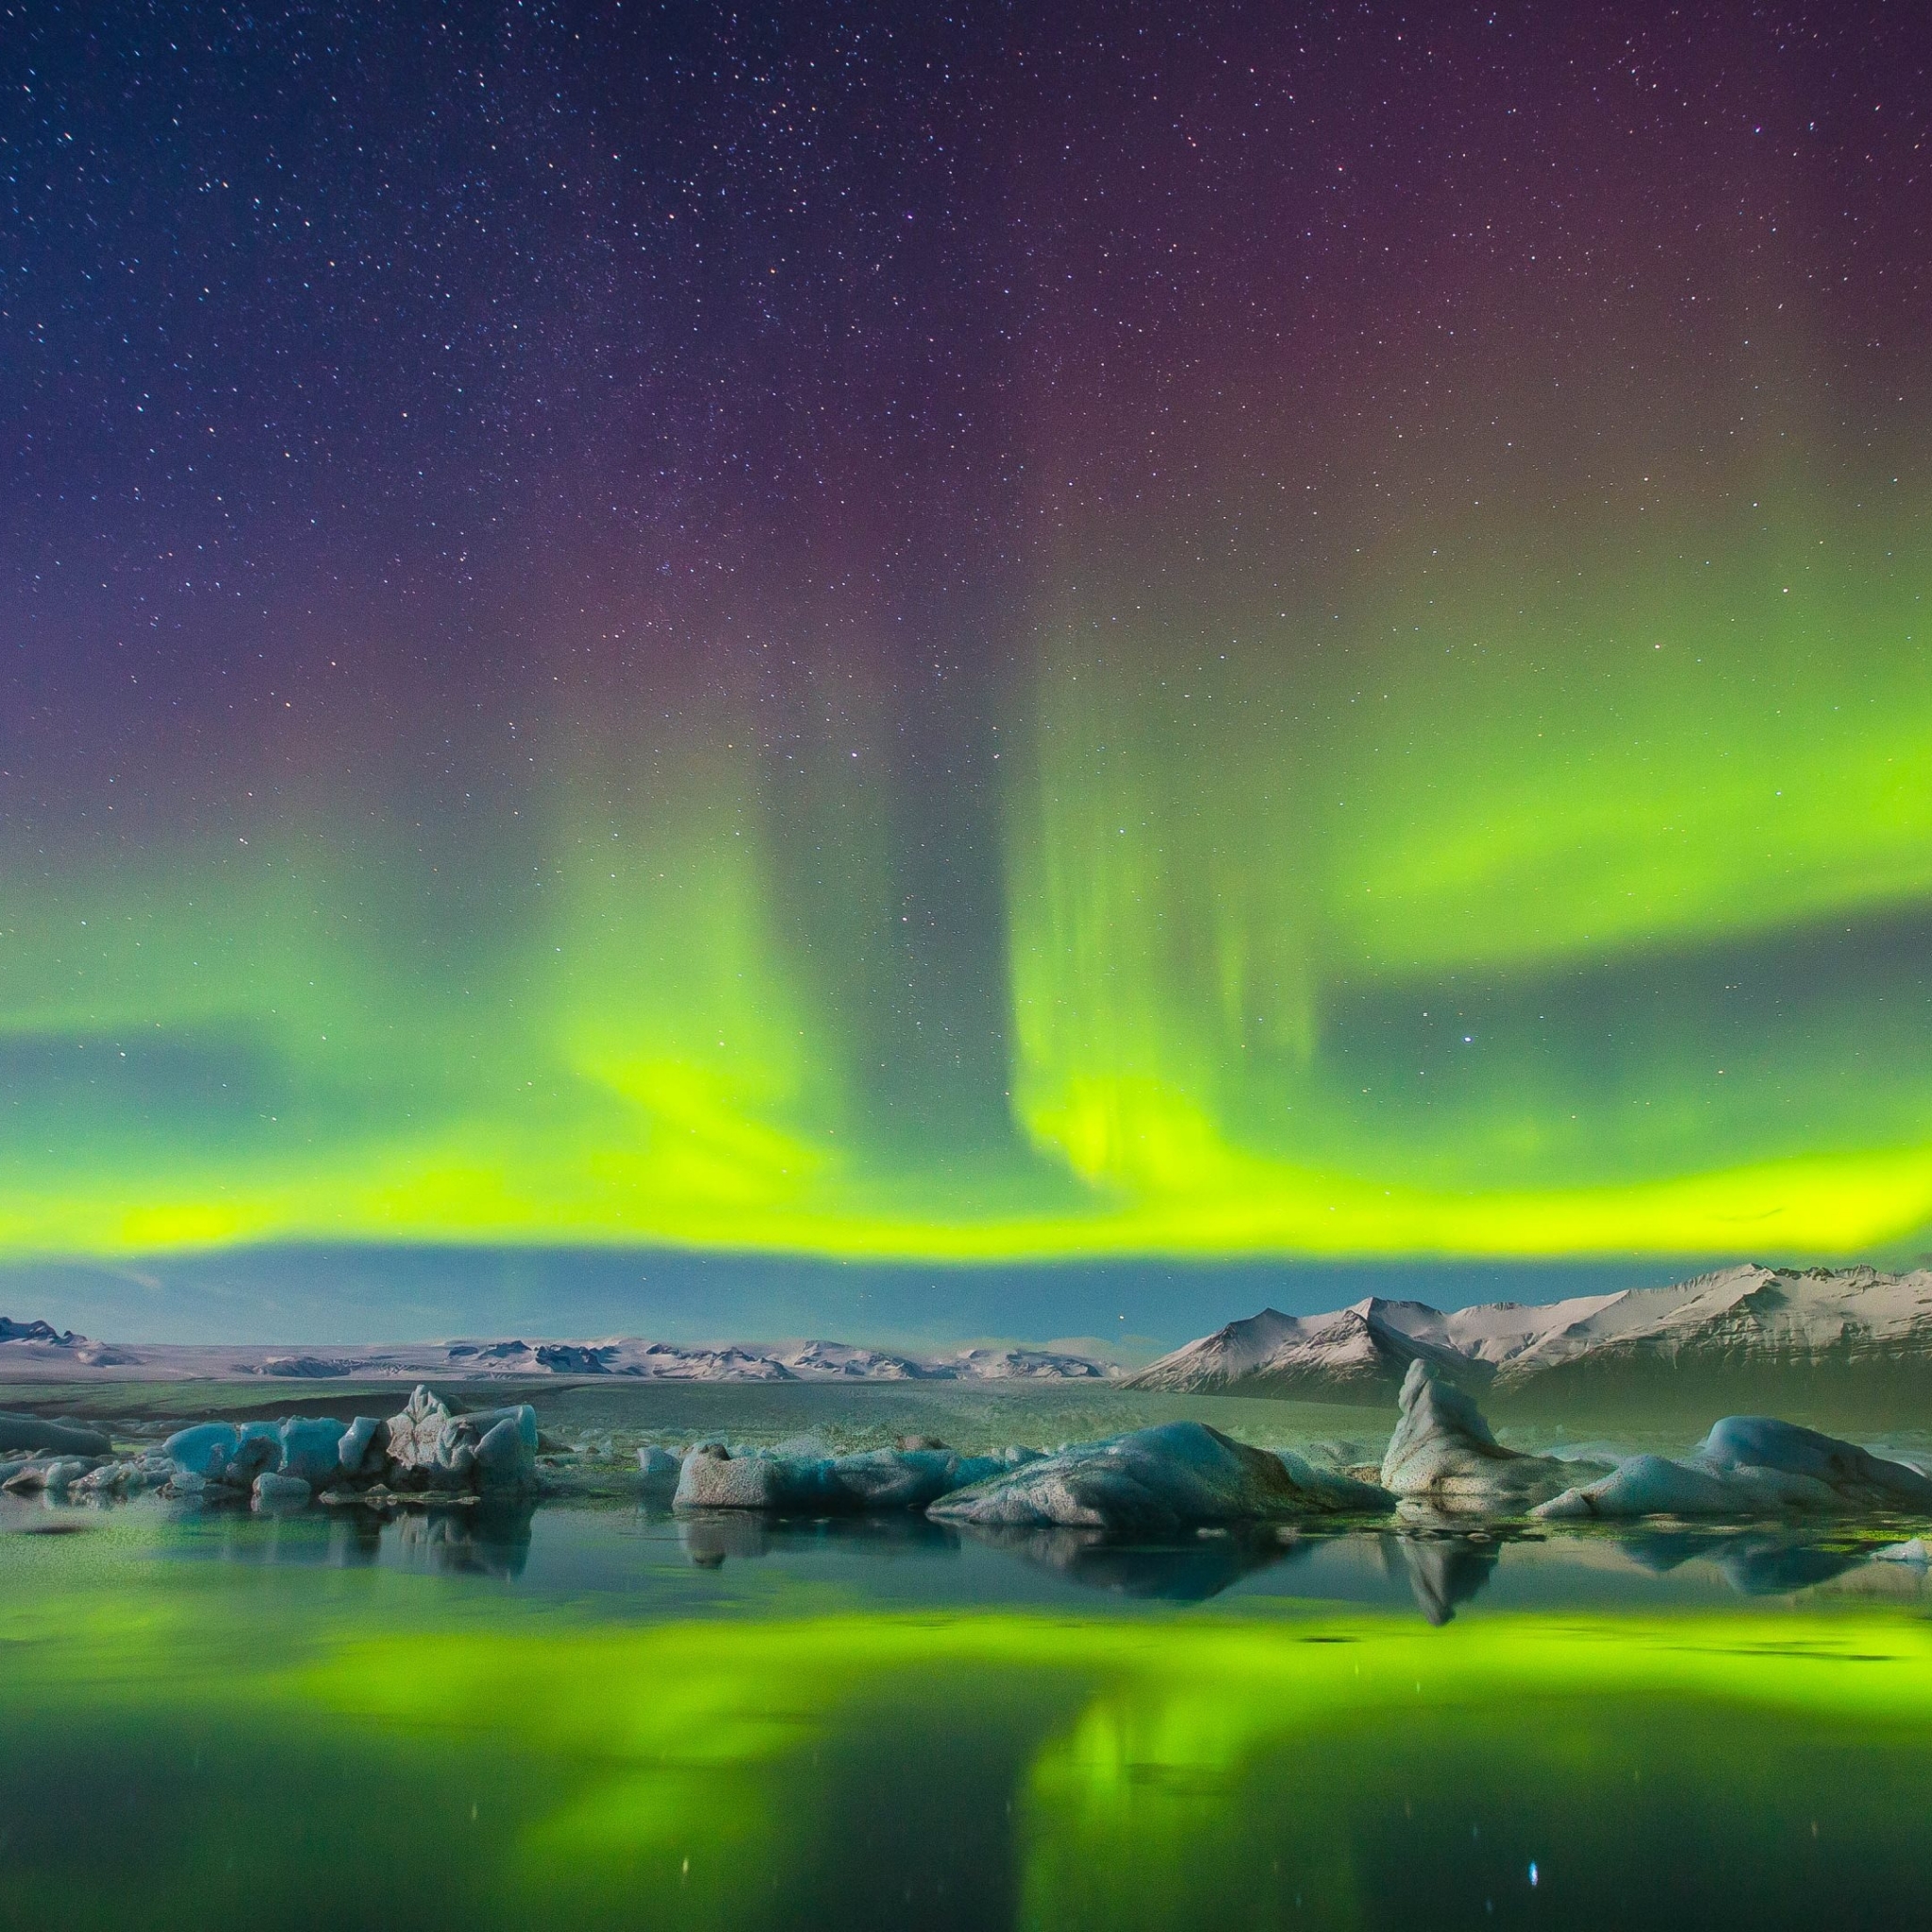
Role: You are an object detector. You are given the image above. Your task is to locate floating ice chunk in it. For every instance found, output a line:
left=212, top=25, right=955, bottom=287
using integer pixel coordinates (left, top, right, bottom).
left=1533, top=1454, right=1743, bottom=1521
left=163, top=1422, right=241, bottom=1480
left=252, top=1472, right=312, bottom=1507
left=277, top=1418, right=348, bottom=1487
left=0, top=1414, right=112, bottom=1457
left=473, top=1412, right=538, bottom=1492
left=1694, top=1417, right=1932, bottom=1511
left=671, top=1442, right=1001, bottom=1514
left=337, top=1416, right=388, bottom=1480
left=381, top=1389, right=539, bottom=1493
left=1533, top=1417, right=1932, bottom=1521
left=386, top=1386, right=462, bottom=1479
left=674, top=1444, right=805, bottom=1510
left=463, top=1404, right=540, bottom=1456
left=70, top=1454, right=170, bottom=1499
left=1274, top=1448, right=1400, bottom=1513
left=1, top=1456, right=101, bottom=1495
left=637, top=1446, right=684, bottom=1496
left=40, top=1457, right=96, bottom=1496
left=824, top=1447, right=1004, bottom=1511
left=930, top=1421, right=1392, bottom=1535
left=228, top=1422, right=283, bottom=1486
left=1380, top=1361, right=1598, bottom=1514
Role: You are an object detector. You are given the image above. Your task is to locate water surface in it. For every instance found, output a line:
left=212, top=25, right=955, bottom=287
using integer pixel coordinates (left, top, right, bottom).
left=3, top=1491, right=1928, bottom=1931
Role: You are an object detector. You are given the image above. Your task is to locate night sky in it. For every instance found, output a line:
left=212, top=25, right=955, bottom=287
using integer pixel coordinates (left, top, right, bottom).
left=4, top=3, right=1930, bottom=1298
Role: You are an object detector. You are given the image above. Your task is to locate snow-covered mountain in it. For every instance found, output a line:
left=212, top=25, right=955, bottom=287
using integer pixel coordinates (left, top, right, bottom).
left=1126, top=1265, right=1932, bottom=1398
left=0, top=1316, right=75, bottom=1345
left=0, top=1316, right=139, bottom=1368
left=0, top=1322, right=1117, bottom=1385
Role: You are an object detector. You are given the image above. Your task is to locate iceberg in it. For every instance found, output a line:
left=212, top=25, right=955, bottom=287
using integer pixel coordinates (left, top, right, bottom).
left=163, top=1422, right=242, bottom=1481
left=382, top=1387, right=539, bottom=1493
left=276, top=1417, right=351, bottom=1487
left=0, top=1414, right=112, bottom=1457
left=1380, top=1360, right=1602, bottom=1514
left=674, top=1444, right=813, bottom=1510
left=150, top=1388, right=539, bottom=1500
left=0, top=1455, right=101, bottom=1496
left=636, top=1445, right=684, bottom=1497
left=1533, top=1418, right=1932, bottom=1520
left=673, top=1442, right=1006, bottom=1514
left=337, top=1416, right=389, bottom=1480
left=472, top=1412, right=539, bottom=1491
left=70, top=1453, right=171, bottom=1499
left=928, top=1421, right=1392, bottom=1535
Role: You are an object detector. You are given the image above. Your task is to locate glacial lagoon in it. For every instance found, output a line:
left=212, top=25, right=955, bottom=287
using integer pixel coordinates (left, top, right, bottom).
left=5, top=1454, right=1931, bottom=1932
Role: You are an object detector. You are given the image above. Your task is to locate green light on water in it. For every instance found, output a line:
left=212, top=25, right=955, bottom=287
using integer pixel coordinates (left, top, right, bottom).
left=6, top=1561, right=1930, bottom=1931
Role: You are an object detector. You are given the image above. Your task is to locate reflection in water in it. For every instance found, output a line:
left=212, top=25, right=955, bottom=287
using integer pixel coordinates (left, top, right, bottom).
left=678, top=1508, right=960, bottom=1570
left=152, top=1496, right=540, bottom=1579
left=1386, top=1532, right=1500, bottom=1624
left=1610, top=1526, right=1869, bottom=1596
left=679, top=1508, right=774, bottom=1567
left=17, top=1488, right=1914, bottom=1620
left=25, top=1593, right=1923, bottom=1932
left=675, top=1511, right=1301, bottom=1601
left=390, top=1502, right=536, bottom=1580
left=958, top=1524, right=1299, bottom=1602
left=325, top=1509, right=384, bottom=1568
left=5, top=1509, right=1932, bottom=1929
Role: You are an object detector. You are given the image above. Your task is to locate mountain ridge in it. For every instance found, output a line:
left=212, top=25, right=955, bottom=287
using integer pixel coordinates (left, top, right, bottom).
left=0, top=1324, right=1118, bottom=1385
left=1124, top=1265, right=1932, bottom=1398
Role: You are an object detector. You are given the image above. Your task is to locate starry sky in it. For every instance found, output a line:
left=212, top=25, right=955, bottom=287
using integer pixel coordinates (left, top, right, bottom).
left=3, top=1, right=1931, bottom=1311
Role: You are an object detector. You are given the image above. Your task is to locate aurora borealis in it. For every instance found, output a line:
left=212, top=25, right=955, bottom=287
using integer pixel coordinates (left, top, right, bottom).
left=4, top=3, right=1930, bottom=1270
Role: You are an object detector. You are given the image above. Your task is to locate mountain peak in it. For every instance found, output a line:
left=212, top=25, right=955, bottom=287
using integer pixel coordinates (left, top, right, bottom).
left=0, top=1317, right=81, bottom=1346
left=1127, top=1267, right=1932, bottom=1398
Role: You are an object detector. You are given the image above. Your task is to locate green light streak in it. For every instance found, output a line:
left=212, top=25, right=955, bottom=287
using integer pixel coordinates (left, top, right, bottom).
left=1007, top=485, right=1932, bottom=1256
left=2, top=476, right=1928, bottom=1259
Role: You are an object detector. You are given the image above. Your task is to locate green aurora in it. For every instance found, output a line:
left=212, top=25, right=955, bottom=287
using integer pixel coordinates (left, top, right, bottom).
left=6, top=3, right=1929, bottom=1273
left=4, top=464, right=1929, bottom=1262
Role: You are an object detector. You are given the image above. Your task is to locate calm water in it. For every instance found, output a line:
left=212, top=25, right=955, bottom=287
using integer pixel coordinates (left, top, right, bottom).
left=2, top=1492, right=1929, bottom=1931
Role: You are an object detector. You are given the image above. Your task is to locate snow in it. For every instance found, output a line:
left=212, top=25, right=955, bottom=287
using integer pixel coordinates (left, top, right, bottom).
left=1129, top=1265, right=1932, bottom=1395
left=0, top=1317, right=78, bottom=1345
